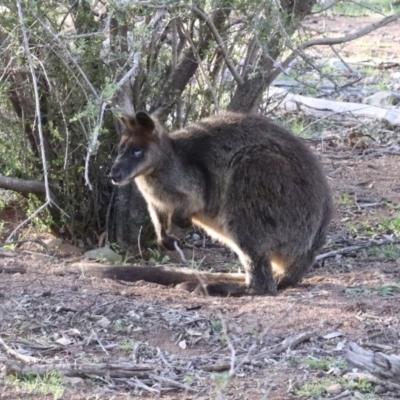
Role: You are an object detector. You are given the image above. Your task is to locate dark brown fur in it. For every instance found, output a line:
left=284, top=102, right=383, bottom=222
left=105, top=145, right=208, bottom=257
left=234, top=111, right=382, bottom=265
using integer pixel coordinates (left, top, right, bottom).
left=105, top=111, right=333, bottom=296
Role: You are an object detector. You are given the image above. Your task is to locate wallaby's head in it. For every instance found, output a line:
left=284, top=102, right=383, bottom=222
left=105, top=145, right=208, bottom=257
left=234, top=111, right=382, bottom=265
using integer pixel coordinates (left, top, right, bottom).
left=110, top=111, right=166, bottom=185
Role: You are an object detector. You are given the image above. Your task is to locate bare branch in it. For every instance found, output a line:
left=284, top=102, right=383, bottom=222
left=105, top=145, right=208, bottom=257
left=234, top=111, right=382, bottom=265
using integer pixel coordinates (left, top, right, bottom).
left=16, top=0, right=51, bottom=204
left=117, top=52, right=141, bottom=88
left=32, top=13, right=99, bottom=100
left=7, top=203, right=49, bottom=242
left=150, top=8, right=230, bottom=116
left=191, top=6, right=244, bottom=86
left=179, top=22, right=220, bottom=112
left=269, top=11, right=400, bottom=84
left=84, top=101, right=107, bottom=190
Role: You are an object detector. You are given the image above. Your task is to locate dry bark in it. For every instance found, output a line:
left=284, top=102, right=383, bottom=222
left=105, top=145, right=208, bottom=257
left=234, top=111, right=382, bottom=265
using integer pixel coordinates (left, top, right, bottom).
left=346, top=342, right=400, bottom=384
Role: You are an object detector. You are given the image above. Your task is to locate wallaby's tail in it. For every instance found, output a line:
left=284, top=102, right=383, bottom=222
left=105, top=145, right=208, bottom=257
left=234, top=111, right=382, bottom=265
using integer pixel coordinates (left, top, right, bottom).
left=74, top=263, right=249, bottom=296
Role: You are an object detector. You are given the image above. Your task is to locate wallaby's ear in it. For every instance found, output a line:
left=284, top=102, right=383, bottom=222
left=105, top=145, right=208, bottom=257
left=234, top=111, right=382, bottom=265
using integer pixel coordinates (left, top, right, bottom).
left=135, top=111, right=155, bottom=132
left=120, top=114, right=136, bottom=129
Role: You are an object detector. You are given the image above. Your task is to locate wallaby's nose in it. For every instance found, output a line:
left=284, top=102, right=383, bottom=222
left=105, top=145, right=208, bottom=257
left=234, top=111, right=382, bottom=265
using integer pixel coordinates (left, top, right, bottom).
left=110, top=168, right=122, bottom=184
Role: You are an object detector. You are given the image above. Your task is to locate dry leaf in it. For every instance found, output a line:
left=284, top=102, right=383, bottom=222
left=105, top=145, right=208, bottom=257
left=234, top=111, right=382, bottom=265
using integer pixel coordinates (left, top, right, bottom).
left=96, top=316, right=111, bottom=328
left=323, top=332, right=344, bottom=340
left=185, top=328, right=202, bottom=337
left=56, top=336, right=72, bottom=346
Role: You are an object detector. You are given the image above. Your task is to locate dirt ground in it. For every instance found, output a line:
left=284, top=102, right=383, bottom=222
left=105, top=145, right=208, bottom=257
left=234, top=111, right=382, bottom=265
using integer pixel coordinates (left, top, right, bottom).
left=1, top=14, right=400, bottom=400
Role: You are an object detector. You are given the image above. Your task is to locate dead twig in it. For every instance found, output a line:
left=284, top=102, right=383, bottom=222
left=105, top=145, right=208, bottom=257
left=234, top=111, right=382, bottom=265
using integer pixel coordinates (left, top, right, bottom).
left=148, top=374, right=197, bottom=393
left=125, top=377, right=161, bottom=395
left=316, top=238, right=400, bottom=262
left=0, top=238, right=50, bottom=253
left=252, top=331, right=314, bottom=360
left=0, top=252, right=16, bottom=258
left=0, top=336, right=39, bottom=364
left=329, top=390, right=352, bottom=400
left=0, top=266, right=27, bottom=274
left=202, top=331, right=313, bottom=372
left=174, top=241, right=188, bottom=264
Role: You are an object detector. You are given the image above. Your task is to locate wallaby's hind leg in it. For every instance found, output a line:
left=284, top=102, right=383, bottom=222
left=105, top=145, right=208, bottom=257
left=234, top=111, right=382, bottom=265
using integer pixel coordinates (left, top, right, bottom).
left=273, top=252, right=315, bottom=290
left=177, top=251, right=277, bottom=296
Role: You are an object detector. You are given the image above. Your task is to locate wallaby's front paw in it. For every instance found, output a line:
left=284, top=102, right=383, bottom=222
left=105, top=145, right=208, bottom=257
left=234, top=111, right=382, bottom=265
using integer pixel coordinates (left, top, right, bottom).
left=171, top=212, right=192, bottom=229
left=159, top=235, right=178, bottom=251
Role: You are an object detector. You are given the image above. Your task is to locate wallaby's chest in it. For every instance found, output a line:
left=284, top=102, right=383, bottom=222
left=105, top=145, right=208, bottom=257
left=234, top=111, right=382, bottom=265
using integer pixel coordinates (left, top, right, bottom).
left=135, top=175, right=181, bottom=209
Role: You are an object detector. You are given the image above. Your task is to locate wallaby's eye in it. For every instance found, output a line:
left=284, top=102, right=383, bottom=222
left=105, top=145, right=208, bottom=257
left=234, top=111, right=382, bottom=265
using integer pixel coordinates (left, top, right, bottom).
left=132, top=149, right=143, bottom=158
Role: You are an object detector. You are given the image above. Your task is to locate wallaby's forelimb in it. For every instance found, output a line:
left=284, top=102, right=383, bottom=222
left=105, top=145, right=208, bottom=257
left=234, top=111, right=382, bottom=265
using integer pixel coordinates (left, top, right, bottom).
left=147, top=204, right=177, bottom=251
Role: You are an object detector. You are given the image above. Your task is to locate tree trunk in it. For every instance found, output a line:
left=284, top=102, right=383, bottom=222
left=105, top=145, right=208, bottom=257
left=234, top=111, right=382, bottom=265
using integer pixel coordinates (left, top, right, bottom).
left=114, top=183, right=155, bottom=253
left=228, top=39, right=280, bottom=112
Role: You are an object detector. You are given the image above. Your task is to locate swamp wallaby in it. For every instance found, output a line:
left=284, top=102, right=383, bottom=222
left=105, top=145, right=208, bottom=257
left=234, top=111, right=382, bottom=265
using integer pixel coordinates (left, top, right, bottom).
left=103, top=111, right=332, bottom=296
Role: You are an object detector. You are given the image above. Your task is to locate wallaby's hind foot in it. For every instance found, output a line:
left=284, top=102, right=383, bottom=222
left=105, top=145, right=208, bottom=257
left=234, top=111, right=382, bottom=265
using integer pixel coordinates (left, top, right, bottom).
left=159, top=235, right=179, bottom=251
left=273, top=253, right=316, bottom=290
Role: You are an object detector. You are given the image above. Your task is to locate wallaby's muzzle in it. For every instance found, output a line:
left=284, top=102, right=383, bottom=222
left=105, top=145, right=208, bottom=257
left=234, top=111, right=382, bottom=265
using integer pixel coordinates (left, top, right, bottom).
left=110, top=164, right=124, bottom=185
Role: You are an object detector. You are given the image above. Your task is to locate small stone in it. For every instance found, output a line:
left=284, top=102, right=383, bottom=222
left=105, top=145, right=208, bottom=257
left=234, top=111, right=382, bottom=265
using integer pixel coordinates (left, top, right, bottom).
left=84, top=247, right=122, bottom=263
left=326, top=383, right=342, bottom=394
left=375, top=385, right=387, bottom=395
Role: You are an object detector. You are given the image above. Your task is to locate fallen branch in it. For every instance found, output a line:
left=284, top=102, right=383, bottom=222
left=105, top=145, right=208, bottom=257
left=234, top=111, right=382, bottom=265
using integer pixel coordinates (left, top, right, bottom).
left=0, top=266, right=26, bottom=274
left=269, top=87, right=400, bottom=126
left=5, top=361, right=154, bottom=378
left=202, top=331, right=313, bottom=372
left=0, top=176, right=47, bottom=195
left=346, top=342, right=400, bottom=385
left=0, top=252, right=16, bottom=258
